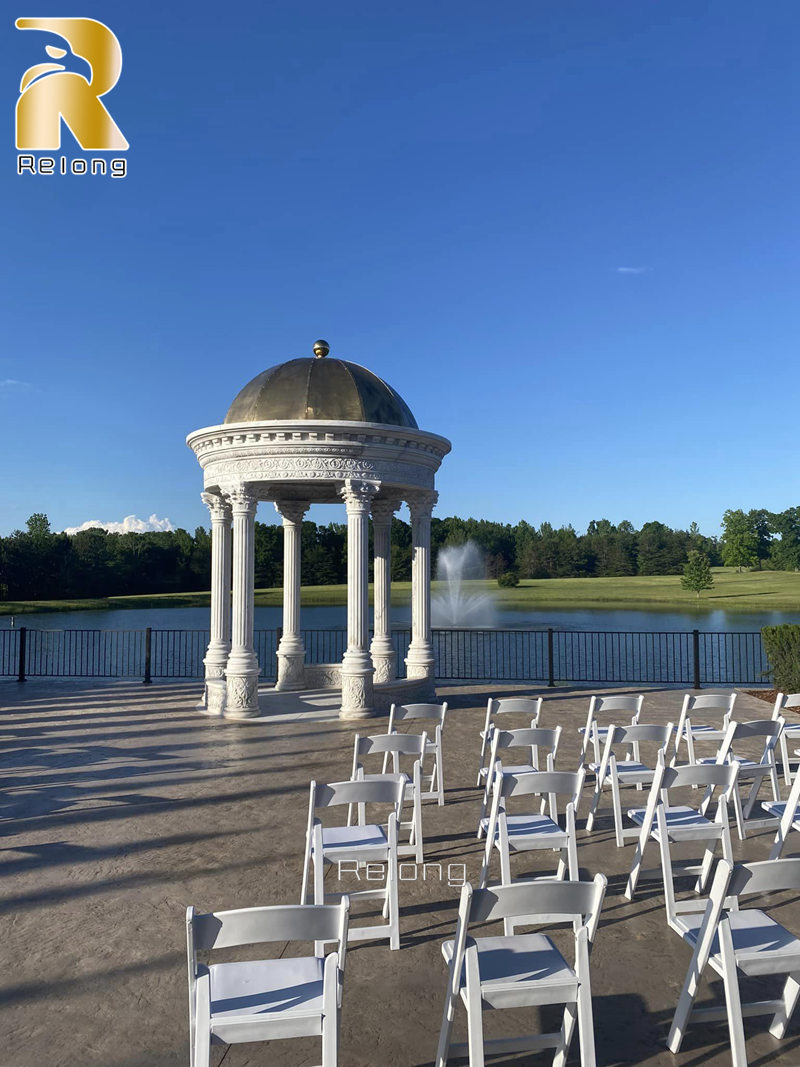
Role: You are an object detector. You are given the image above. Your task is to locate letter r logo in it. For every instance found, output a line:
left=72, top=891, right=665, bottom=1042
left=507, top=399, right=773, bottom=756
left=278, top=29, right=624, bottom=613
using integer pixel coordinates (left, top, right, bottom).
left=16, top=17, right=128, bottom=150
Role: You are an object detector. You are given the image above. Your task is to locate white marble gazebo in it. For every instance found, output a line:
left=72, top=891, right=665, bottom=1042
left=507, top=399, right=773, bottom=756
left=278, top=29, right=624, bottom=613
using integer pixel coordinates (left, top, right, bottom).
left=186, top=339, right=451, bottom=720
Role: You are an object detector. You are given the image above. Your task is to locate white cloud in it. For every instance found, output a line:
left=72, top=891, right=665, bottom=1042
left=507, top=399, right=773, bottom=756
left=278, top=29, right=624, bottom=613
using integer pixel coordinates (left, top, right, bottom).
left=62, top=513, right=176, bottom=535
left=615, top=266, right=651, bottom=274
left=0, top=378, right=32, bottom=388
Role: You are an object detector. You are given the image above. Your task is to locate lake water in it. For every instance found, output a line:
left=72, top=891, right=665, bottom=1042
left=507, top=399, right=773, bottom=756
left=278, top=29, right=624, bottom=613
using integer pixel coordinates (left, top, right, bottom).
left=5, top=604, right=800, bottom=633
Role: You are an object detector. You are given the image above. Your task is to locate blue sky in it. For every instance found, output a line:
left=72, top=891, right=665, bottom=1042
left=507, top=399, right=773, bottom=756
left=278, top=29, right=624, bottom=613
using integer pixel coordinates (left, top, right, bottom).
left=1, top=1, right=797, bottom=537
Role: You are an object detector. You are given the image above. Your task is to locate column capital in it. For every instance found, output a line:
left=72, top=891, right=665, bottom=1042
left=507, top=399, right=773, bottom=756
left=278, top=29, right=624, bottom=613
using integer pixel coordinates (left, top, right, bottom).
left=274, top=500, right=309, bottom=526
left=201, top=491, right=232, bottom=522
left=224, top=485, right=258, bottom=516
left=405, top=490, right=438, bottom=520
left=339, top=479, right=380, bottom=514
left=370, top=496, right=401, bottom=525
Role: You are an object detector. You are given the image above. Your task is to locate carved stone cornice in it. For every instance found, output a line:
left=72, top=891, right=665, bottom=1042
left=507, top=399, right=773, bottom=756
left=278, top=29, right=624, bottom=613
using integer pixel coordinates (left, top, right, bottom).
left=274, top=500, right=309, bottom=526
left=339, top=479, right=380, bottom=513
left=371, top=496, right=401, bottom=525
left=200, top=491, right=232, bottom=522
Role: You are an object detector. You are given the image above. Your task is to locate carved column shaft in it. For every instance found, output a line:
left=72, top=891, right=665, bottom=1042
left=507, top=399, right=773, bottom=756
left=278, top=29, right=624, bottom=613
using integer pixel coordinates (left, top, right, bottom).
left=406, top=491, right=437, bottom=681
left=275, top=500, right=308, bottom=690
left=201, top=493, right=232, bottom=709
left=225, top=486, right=260, bottom=717
left=370, top=497, right=399, bottom=684
left=339, top=480, right=379, bottom=719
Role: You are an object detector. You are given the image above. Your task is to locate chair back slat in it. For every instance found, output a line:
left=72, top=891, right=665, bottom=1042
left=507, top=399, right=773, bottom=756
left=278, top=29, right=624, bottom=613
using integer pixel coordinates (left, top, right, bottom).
left=727, top=857, right=800, bottom=899
left=356, top=733, right=426, bottom=756
left=192, top=903, right=346, bottom=951
left=469, top=875, right=606, bottom=925
left=663, top=761, right=738, bottom=791
left=730, top=718, right=783, bottom=741
left=501, top=768, right=581, bottom=798
left=686, top=693, right=736, bottom=713
left=594, top=694, right=643, bottom=713
left=607, top=722, right=673, bottom=745
left=493, top=726, right=560, bottom=750
left=314, top=777, right=405, bottom=808
left=390, top=702, right=447, bottom=724
left=488, top=697, right=543, bottom=718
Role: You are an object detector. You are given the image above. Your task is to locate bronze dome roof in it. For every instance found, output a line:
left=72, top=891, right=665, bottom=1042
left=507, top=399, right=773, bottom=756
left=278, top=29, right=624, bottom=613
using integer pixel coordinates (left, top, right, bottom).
left=224, top=350, right=418, bottom=429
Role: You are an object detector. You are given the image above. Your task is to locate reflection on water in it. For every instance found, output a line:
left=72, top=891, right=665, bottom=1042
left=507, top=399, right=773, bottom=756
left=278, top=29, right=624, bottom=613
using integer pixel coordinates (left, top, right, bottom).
left=7, top=604, right=800, bottom=633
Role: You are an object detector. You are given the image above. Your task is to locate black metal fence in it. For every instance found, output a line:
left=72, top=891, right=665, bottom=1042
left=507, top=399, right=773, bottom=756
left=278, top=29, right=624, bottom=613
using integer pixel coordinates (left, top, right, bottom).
left=0, top=626, right=772, bottom=688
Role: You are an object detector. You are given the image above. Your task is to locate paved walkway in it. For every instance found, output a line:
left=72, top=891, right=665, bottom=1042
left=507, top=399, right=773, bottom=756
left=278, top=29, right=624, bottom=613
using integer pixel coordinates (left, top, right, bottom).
left=0, top=679, right=796, bottom=1066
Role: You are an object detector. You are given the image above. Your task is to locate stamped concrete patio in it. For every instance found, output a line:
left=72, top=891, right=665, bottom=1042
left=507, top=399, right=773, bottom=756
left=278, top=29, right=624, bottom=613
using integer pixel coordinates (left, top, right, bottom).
left=0, top=679, right=797, bottom=1066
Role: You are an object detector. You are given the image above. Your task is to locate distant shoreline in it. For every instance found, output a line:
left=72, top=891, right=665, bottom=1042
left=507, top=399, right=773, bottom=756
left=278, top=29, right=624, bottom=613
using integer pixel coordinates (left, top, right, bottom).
left=3, top=569, right=800, bottom=616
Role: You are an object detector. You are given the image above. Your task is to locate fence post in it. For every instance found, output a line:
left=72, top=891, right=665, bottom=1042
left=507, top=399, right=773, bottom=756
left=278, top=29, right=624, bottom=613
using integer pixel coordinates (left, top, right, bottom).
left=692, top=629, right=701, bottom=690
left=143, top=627, right=152, bottom=685
left=547, top=628, right=555, bottom=687
left=17, top=626, right=26, bottom=683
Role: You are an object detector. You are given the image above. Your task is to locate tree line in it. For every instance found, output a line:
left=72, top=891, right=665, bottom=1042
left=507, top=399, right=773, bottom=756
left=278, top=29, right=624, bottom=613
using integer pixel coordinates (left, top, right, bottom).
left=0, top=507, right=795, bottom=602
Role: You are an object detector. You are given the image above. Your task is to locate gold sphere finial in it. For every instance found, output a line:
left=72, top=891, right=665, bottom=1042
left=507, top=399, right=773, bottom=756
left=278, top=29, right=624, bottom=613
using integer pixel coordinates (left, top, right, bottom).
left=313, top=339, right=330, bottom=358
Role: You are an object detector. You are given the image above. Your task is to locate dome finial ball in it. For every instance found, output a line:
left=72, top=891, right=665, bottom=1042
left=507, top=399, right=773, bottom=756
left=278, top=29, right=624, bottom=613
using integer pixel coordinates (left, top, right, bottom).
left=313, top=339, right=330, bottom=358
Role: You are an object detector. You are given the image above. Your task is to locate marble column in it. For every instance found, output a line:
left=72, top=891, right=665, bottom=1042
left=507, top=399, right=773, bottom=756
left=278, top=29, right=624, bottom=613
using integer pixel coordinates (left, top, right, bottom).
left=200, top=491, right=232, bottom=713
left=339, top=479, right=379, bottom=719
left=224, top=485, right=260, bottom=718
left=274, top=499, right=309, bottom=690
left=405, top=490, right=438, bottom=684
left=370, top=496, right=400, bottom=684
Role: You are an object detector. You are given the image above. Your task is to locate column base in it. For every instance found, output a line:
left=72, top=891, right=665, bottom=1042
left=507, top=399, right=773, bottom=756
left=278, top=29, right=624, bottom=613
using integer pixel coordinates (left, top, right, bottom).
left=370, top=646, right=397, bottom=684
left=405, top=644, right=435, bottom=682
left=276, top=647, right=306, bottom=691
left=339, top=654, right=376, bottom=719
left=225, top=666, right=260, bottom=718
left=201, top=656, right=229, bottom=711
left=200, top=677, right=227, bottom=716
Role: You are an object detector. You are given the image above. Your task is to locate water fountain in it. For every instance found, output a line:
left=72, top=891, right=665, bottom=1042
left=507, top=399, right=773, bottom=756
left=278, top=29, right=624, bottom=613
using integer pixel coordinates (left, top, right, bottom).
left=431, top=541, right=498, bottom=627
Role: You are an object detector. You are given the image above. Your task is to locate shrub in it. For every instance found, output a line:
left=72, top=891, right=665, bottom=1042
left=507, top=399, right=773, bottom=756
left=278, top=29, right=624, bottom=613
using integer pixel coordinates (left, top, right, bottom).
left=497, top=570, right=520, bottom=588
left=761, top=624, right=800, bottom=691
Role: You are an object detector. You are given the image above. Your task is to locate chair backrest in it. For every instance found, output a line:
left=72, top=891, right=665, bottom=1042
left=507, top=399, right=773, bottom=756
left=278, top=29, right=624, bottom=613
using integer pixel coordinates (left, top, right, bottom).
left=388, top=702, right=447, bottom=728
left=590, top=694, right=644, bottom=715
left=467, top=874, right=607, bottom=936
left=188, top=901, right=348, bottom=953
left=682, top=692, right=737, bottom=715
left=497, top=767, right=584, bottom=809
left=727, top=856, right=800, bottom=899
left=490, top=725, right=561, bottom=769
left=487, top=696, right=543, bottom=721
left=661, top=754, right=740, bottom=793
left=310, top=777, right=406, bottom=813
left=606, top=721, right=674, bottom=747
left=352, top=731, right=427, bottom=779
left=716, top=717, right=784, bottom=766
left=773, top=692, right=800, bottom=716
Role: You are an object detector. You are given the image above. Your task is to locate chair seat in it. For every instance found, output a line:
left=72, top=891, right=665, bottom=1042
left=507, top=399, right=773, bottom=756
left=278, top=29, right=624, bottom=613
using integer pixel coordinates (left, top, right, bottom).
left=317, top=824, right=389, bottom=861
left=680, top=723, right=726, bottom=737
left=762, top=800, right=800, bottom=832
left=579, top=725, right=610, bottom=737
left=695, top=756, right=770, bottom=776
left=503, top=814, right=567, bottom=849
left=442, top=933, right=578, bottom=1007
left=208, top=957, right=325, bottom=1041
left=676, top=909, right=800, bottom=977
left=628, top=805, right=718, bottom=841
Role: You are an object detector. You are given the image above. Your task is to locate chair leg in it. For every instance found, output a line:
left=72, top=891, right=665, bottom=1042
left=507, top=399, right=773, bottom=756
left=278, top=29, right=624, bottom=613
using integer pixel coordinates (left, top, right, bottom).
left=585, top=778, right=602, bottom=832
left=718, top=919, right=748, bottom=1066
left=314, top=851, right=325, bottom=906
left=610, top=772, right=625, bottom=848
left=388, top=859, right=400, bottom=950
left=667, top=949, right=704, bottom=1053
left=780, top=734, right=792, bottom=787
left=770, top=972, right=800, bottom=1040
left=624, top=828, right=648, bottom=900
left=464, top=984, right=485, bottom=1067
left=435, top=987, right=458, bottom=1067
left=552, top=1002, right=578, bottom=1067
left=436, top=745, right=445, bottom=805
left=193, top=978, right=211, bottom=1067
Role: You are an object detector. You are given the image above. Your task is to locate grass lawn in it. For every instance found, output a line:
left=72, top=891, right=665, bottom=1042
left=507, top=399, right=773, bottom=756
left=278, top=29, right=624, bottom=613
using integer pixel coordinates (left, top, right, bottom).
left=3, top=568, right=800, bottom=615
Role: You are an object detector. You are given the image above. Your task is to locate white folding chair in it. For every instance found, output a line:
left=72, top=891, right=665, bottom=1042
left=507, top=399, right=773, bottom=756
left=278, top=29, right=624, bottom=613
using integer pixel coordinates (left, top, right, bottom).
left=763, top=759, right=800, bottom=859
left=349, top=731, right=427, bottom=863
left=625, top=750, right=739, bottom=927
left=480, top=767, right=585, bottom=888
left=187, top=899, right=349, bottom=1067
left=477, top=724, right=561, bottom=837
left=696, top=718, right=783, bottom=838
left=435, top=876, right=607, bottom=1067
left=476, top=696, right=543, bottom=786
left=301, top=777, right=405, bottom=950
left=578, top=693, right=643, bottom=769
left=672, top=691, right=737, bottom=765
left=772, top=692, right=800, bottom=785
left=668, top=857, right=800, bottom=1066
left=386, top=702, right=448, bottom=805
left=585, top=722, right=674, bottom=846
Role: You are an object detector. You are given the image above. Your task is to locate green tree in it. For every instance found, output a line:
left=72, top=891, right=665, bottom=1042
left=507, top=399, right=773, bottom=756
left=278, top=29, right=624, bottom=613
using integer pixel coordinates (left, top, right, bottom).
left=680, top=550, right=714, bottom=598
left=721, top=509, right=758, bottom=571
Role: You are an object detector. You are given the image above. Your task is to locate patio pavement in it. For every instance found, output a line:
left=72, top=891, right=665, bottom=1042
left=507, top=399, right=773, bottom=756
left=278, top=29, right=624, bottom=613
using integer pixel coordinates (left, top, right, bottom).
left=0, top=678, right=798, bottom=1066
